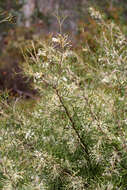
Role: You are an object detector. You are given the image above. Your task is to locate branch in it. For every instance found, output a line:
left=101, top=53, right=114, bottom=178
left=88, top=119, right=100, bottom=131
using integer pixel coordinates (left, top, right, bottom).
left=55, top=88, right=91, bottom=162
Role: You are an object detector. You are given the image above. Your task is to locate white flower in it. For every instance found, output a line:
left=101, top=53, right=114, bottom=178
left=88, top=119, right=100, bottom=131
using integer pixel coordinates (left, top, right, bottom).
left=25, top=130, right=34, bottom=139
left=102, top=76, right=110, bottom=83
left=52, top=37, right=59, bottom=43
left=37, top=49, right=46, bottom=56
left=62, top=77, right=67, bottom=82
left=82, top=48, right=88, bottom=52
left=34, top=72, right=41, bottom=79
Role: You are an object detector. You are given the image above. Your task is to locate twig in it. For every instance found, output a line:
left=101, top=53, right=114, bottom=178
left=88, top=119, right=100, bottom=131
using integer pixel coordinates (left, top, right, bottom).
left=55, top=87, right=91, bottom=162
left=41, top=78, right=91, bottom=161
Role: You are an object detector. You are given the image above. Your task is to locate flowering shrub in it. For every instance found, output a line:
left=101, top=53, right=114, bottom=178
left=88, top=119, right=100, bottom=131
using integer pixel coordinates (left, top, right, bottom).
left=0, top=7, right=127, bottom=190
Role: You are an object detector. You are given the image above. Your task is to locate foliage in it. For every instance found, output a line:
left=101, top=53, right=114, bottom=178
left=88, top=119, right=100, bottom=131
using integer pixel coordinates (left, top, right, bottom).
left=0, top=7, right=127, bottom=190
left=0, top=0, right=23, bottom=48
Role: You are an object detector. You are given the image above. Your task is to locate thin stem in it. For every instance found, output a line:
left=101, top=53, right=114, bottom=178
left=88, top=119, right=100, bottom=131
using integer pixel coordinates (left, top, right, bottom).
left=55, top=88, right=91, bottom=162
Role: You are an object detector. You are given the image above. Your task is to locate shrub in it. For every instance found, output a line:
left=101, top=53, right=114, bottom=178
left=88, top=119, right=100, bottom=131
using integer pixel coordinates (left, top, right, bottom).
left=0, top=7, right=127, bottom=190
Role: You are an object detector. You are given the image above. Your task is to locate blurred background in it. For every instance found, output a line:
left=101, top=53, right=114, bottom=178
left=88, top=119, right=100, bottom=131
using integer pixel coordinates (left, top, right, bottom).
left=0, top=0, right=127, bottom=44
left=0, top=0, right=127, bottom=97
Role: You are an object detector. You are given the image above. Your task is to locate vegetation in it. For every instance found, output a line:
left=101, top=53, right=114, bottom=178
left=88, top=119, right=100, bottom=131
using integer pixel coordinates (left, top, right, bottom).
left=0, top=6, right=127, bottom=190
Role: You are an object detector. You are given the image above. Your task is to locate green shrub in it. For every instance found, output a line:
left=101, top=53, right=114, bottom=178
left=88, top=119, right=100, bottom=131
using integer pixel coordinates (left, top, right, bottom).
left=0, top=7, right=127, bottom=190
